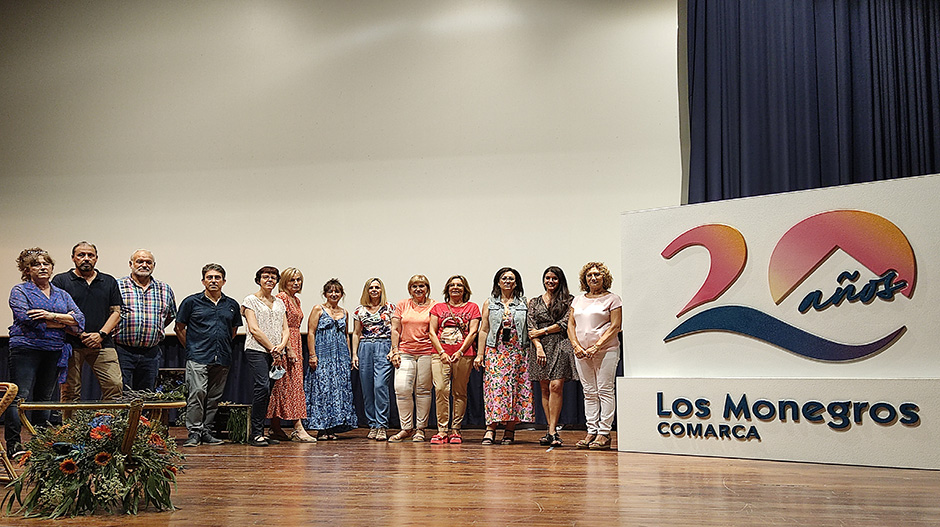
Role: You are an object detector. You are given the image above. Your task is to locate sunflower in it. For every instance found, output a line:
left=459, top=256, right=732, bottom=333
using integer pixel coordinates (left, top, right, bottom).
left=94, top=452, right=112, bottom=466
left=59, top=458, right=78, bottom=475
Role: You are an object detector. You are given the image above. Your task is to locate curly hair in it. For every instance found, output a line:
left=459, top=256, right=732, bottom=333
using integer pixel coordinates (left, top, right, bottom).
left=578, top=261, right=613, bottom=292
left=16, top=247, right=54, bottom=282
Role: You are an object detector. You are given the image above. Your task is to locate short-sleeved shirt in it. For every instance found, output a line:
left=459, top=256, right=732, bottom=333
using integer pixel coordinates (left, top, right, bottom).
left=242, top=294, right=286, bottom=353
left=8, top=281, right=86, bottom=351
left=115, top=276, right=177, bottom=348
left=177, top=291, right=242, bottom=366
left=570, top=292, right=623, bottom=353
left=430, top=301, right=481, bottom=356
left=353, top=303, right=395, bottom=339
left=52, top=269, right=122, bottom=347
left=394, top=299, right=436, bottom=355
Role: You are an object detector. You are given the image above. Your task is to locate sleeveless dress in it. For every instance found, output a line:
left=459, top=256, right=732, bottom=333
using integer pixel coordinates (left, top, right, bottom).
left=303, top=310, right=357, bottom=431
left=267, top=292, right=307, bottom=420
left=483, top=308, right=534, bottom=424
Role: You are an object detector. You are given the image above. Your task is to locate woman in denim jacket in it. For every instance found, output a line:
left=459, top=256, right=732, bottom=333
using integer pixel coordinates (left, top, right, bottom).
left=475, top=267, right=533, bottom=445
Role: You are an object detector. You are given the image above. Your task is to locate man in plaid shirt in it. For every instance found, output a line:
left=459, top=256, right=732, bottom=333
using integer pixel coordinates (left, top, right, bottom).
left=114, top=249, right=177, bottom=391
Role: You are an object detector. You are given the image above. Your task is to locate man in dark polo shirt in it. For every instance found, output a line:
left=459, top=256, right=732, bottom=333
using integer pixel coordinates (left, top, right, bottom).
left=51, top=241, right=124, bottom=402
left=175, top=263, right=241, bottom=447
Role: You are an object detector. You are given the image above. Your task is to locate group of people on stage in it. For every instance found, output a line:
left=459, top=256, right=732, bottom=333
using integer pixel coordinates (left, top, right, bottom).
left=6, top=242, right=622, bottom=453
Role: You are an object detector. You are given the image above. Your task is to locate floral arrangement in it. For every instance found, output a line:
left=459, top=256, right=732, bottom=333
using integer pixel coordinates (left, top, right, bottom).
left=3, top=410, right=184, bottom=519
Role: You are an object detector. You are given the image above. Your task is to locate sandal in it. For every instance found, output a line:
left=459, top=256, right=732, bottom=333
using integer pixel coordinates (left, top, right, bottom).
left=576, top=434, right=597, bottom=449
left=375, top=428, right=387, bottom=441
left=588, top=434, right=611, bottom=450
left=447, top=432, right=462, bottom=444
left=388, top=429, right=413, bottom=443
left=539, top=433, right=554, bottom=446
left=550, top=433, right=563, bottom=447
left=500, top=430, right=515, bottom=445
left=481, top=430, right=496, bottom=445
left=429, top=433, right=448, bottom=444
left=291, top=430, right=317, bottom=443
left=412, top=429, right=426, bottom=442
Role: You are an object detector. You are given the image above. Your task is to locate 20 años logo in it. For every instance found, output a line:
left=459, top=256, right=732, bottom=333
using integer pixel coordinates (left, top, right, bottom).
left=661, top=210, right=916, bottom=361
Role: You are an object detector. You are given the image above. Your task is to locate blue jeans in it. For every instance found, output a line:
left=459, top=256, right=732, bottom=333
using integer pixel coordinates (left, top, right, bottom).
left=116, top=344, right=162, bottom=392
left=244, top=349, right=273, bottom=439
left=5, top=348, right=60, bottom=451
left=358, top=338, right=392, bottom=428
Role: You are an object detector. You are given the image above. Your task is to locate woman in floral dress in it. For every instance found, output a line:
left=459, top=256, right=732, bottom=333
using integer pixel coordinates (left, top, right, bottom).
left=268, top=267, right=316, bottom=442
left=304, top=278, right=357, bottom=438
left=475, top=267, right=533, bottom=445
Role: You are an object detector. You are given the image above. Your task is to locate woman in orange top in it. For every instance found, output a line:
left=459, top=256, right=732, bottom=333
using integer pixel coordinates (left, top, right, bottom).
left=387, top=275, right=436, bottom=442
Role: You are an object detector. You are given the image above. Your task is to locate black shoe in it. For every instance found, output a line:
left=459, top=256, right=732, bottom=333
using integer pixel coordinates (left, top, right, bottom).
left=265, top=437, right=281, bottom=445
left=182, top=433, right=201, bottom=448
left=249, top=436, right=269, bottom=447
left=539, top=433, right=553, bottom=446
left=550, top=433, right=563, bottom=447
left=201, top=432, right=224, bottom=446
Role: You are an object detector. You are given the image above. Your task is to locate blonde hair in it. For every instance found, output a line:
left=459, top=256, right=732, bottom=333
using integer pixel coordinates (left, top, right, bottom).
left=407, top=274, right=430, bottom=296
left=278, top=267, right=304, bottom=294
left=359, top=277, right=388, bottom=306
left=579, top=261, right=613, bottom=292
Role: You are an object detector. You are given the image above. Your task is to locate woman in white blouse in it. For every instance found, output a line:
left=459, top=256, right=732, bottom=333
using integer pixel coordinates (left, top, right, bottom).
left=242, top=266, right=290, bottom=447
left=567, top=262, right=622, bottom=450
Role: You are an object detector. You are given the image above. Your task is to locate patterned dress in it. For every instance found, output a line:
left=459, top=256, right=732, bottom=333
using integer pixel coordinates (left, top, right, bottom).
left=526, top=296, right=576, bottom=381
left=484, top=308, right=534, bottom=424
left=303, top=309, right=357, bottom=431
left=268, top=292, right=306, bottom=420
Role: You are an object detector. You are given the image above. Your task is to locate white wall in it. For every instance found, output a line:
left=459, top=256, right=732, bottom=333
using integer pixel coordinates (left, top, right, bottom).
left=0, top=0, right=682, bottom=333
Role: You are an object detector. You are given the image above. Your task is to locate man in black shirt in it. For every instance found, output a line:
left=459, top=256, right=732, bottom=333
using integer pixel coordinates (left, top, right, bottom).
left=51, top=241, right=124, bottom=402
left=175, top=263, right=242, bottom=447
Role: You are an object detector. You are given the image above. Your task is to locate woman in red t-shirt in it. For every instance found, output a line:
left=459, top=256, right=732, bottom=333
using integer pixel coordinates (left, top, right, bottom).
left=427, top=275, right=481, bottom=444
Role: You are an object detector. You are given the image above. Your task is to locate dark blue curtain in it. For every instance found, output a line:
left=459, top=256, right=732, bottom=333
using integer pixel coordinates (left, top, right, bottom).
left=2, top=336, right=600, bottom=430
left=688, top=0, right=940, bottom=202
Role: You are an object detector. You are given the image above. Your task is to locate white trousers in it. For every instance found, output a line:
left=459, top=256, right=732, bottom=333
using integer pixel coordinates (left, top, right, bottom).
left=394, top=353, right=432, bottom=430
left=575, top=349, right=619, bottom=435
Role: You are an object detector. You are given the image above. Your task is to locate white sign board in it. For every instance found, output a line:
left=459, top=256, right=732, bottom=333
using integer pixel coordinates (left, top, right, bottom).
left=618, top=175, right=940, bottom=469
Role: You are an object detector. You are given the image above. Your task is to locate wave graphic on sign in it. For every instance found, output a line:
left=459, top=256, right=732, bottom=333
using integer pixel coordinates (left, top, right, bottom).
left=663, top=305, right=905, bottom=362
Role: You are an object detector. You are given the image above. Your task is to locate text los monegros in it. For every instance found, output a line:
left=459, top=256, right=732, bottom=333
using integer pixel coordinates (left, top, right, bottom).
left=656, top=392, right=920, bottom=442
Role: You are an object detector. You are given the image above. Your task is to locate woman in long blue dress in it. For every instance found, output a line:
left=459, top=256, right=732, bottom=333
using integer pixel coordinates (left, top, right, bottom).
left=304, top=278, right=357, bottom=439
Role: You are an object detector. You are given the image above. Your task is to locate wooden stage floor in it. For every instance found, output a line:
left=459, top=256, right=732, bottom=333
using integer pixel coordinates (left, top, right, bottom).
left=3, top=427, right=938, bottom=526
